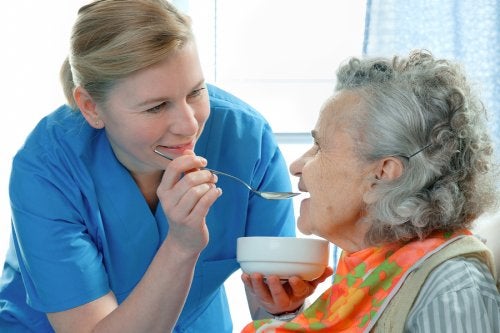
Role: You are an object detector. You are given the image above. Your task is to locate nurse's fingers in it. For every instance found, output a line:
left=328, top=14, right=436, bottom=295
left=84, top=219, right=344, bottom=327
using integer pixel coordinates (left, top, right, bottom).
left=168, top=181, right=221, bottom=224
left=159, top=170, right=219, bottom=218
left=160, top=153, right=208, bottom=190
left=166, top=186, right=221, bottom=252
left=158, top=152, right=215, bottom=206
left=185, top=183, right=222, bottom=220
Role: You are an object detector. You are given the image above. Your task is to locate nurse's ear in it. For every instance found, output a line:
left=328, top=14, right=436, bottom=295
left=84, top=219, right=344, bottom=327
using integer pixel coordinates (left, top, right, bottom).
left=74, top=86, right=104, bottom=129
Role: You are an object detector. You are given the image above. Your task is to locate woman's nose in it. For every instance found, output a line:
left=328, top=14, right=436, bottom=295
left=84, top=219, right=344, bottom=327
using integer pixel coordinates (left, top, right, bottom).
left=289, top=148, right=315, bottom=177
left=171, top=102, right=199, bottom=136
left=289, top=156, right=304, bottom=177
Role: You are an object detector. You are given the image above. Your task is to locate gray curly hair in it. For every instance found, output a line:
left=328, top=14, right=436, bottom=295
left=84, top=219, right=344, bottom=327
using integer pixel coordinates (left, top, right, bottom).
left=335, top=50, right=499, bottom=245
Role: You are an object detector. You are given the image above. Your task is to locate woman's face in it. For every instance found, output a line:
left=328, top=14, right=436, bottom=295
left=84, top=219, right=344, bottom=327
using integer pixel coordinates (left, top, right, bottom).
left=289, top=91, right=375, bottom=251
left=95, top=42, right=209, bottom=175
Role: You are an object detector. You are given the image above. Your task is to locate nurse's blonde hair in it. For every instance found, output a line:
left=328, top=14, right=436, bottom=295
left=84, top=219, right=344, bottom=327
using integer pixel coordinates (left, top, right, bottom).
left=60, top=0, right=193, bottom=109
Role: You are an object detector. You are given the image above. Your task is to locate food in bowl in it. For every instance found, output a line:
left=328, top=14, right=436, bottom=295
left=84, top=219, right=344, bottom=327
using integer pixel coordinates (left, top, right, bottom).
left=237, top=236, right=329, bottom=281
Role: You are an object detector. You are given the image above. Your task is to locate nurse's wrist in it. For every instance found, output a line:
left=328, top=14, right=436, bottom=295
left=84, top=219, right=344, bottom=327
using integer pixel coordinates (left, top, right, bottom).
left=161, top=236, right=203, bottom=262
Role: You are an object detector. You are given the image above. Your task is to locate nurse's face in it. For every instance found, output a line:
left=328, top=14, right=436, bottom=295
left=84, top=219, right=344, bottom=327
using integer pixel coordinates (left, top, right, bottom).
left=96, top=41, right=209, bottom=174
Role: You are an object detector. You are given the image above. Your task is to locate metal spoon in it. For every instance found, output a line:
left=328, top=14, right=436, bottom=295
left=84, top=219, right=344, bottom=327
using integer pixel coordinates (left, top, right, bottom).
left=154, top=148, right=301, bottom=200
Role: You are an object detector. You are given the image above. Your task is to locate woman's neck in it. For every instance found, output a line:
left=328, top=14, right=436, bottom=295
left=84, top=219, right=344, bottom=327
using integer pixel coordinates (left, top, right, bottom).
left=131, top=171, right=163, bottom=212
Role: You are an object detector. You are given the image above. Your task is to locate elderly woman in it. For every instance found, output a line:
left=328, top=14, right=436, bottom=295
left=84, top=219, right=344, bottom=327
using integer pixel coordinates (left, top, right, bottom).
left=242, top=50, right=500, bottom=332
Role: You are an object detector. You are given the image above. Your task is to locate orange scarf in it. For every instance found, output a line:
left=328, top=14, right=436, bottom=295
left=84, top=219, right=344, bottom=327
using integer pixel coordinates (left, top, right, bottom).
left=242, top=230, right=471, bottom=333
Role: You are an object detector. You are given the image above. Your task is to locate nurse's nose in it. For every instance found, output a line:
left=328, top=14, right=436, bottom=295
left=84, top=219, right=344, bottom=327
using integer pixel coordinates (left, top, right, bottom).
left=171, top=101, right=199, bottom=137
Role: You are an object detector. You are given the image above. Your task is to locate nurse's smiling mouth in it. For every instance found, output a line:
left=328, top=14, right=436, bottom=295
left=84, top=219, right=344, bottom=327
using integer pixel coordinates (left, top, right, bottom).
left=153, top=142, right=195, bottom=159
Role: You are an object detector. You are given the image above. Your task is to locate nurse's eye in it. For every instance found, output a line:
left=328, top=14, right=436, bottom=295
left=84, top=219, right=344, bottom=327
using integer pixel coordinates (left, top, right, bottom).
left=188, top=87, right=206, bottom=99
left=146, top=102, right=168, bottom=113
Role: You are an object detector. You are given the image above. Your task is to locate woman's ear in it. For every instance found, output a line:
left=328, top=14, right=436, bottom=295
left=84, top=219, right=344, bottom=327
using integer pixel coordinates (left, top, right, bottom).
left=375, top=156, right=404, bottom=181
left=363, top=157, right=404, bottom=204
left=73, top=86, right=104, bottom=129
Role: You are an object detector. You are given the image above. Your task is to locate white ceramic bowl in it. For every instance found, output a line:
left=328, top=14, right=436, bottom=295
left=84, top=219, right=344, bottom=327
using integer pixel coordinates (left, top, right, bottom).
left=237, top=236, right=330, bottom=281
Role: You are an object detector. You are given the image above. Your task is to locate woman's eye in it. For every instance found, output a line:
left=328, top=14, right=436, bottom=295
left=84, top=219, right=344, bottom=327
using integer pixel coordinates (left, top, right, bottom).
left=146, top=102, right=167, bottom=113
left=188, top=87, right=206, bottom=98
left=312, top=141, right=321, bottom=154
left=305, top=143, right=319, bottom=157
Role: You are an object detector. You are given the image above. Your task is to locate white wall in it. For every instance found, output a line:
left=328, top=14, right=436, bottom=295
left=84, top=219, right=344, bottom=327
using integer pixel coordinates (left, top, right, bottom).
left=0, top=1, right=84, bottom=262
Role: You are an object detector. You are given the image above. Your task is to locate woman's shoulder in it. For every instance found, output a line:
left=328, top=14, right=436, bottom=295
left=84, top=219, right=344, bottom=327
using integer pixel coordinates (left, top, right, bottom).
left=206, top=84, right=268, bottom=124
left=406, top=257, right=500, bottom=331
left=207, top=84, right=252, bottom=109
left=421, top=256, right=498, bottom=296
left=34, top=104, right=86, bottom=132
left=199, top=85, right=276, bottom=158
left=16, top=105, right=101, bottom=162
left=11, top=105, right=108, bottom=189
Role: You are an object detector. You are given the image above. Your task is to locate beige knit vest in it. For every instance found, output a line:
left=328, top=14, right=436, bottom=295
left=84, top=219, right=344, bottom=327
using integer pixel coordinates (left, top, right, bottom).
left=371, top=236, right=497, bottom=333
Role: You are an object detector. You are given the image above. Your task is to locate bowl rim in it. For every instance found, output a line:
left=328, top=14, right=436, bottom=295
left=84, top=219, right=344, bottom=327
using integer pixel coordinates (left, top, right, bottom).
left=236, top=236, right=329, bottom=264
left=237, top=236, right=329, bottom=243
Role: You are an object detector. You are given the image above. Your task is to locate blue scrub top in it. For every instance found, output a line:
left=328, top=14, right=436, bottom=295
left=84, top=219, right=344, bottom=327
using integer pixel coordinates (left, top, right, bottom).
left=0, top=84, right=296, bottom=332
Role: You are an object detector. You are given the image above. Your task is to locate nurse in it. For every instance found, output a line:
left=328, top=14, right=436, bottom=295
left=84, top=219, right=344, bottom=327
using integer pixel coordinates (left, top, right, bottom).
left=0, top=1, right=330, bottom=332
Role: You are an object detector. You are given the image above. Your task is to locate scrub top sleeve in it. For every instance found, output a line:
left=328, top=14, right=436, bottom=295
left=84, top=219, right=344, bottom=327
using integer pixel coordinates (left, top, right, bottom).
left=244, top=124, right=296, bottom=237
left=9, top=152, right=109, bottom=313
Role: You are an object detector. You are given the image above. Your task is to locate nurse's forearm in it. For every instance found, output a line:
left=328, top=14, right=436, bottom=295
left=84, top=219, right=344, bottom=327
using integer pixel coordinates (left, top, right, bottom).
left=93, top=237, right=200, bottom=333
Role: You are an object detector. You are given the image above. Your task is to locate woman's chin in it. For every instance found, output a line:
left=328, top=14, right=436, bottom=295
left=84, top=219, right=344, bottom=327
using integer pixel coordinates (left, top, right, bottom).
left=296, top=217, right=312, bottom=235
left=297, top=199, right=313, bottom=234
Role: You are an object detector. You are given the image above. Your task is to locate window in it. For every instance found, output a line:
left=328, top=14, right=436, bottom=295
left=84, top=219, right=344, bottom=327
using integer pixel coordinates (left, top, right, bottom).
left=176, top=0, right=366, bottom=136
